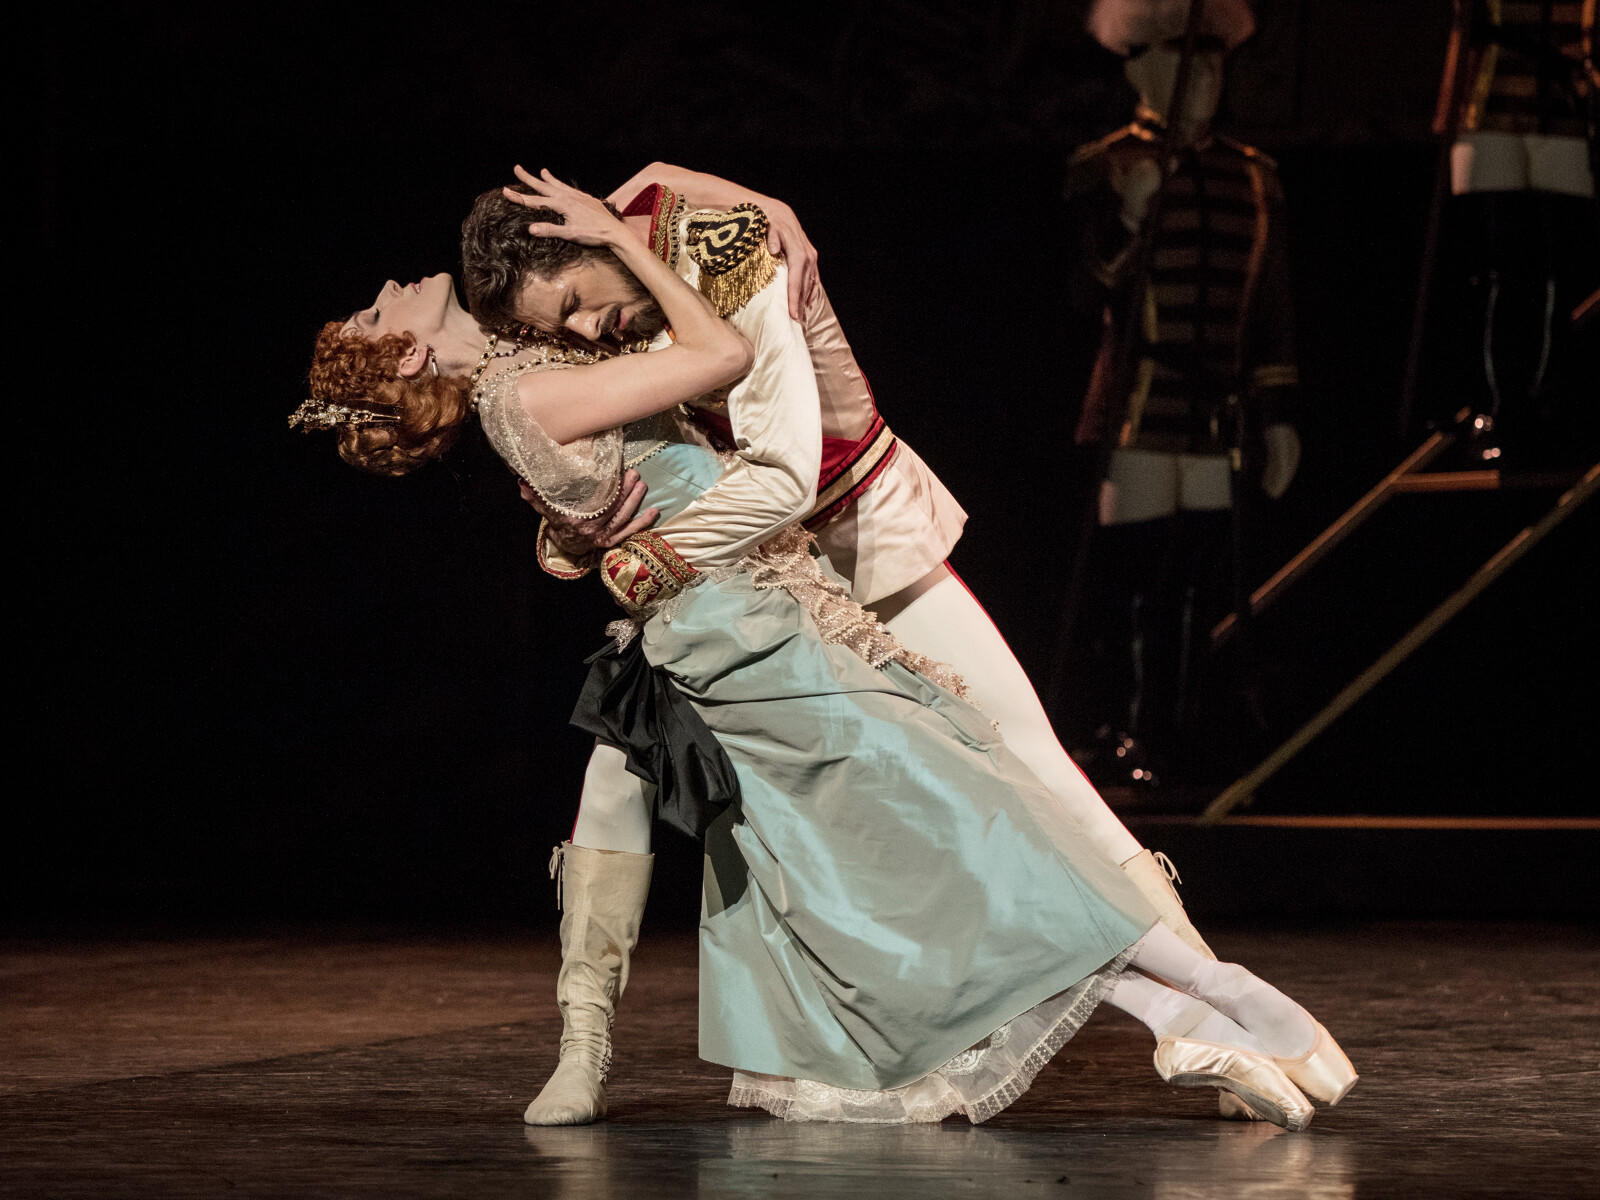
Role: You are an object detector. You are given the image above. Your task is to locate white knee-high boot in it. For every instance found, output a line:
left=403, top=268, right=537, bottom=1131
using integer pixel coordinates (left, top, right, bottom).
left=524, top=841, right=654, bottom=1126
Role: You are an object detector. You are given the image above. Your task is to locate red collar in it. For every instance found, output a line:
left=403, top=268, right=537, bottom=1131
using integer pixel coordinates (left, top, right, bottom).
left=621, top=183, right=684, bottom=266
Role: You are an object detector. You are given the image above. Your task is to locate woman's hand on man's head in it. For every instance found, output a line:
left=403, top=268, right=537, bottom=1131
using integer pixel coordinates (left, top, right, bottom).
left=504, top=166, right=626, bottom=248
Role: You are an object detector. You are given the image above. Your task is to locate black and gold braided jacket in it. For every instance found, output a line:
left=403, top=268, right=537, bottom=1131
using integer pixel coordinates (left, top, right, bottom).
left=1066, top=117, right=1299, bottom=457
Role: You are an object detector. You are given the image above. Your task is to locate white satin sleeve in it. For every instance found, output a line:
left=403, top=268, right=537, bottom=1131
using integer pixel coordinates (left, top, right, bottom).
left=652, top=262, right=821, bottom=567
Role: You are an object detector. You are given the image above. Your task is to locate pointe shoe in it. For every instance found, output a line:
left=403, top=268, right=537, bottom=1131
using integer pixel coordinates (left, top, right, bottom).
left=1154, top=1037, right=1314, bottom=1132
left=1174, top=957, right=1358, bottom=1110
left=1275, top=1020, right=1358, bottom=1106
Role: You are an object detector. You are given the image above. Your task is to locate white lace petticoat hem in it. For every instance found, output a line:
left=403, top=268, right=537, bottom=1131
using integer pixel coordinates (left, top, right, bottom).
left=726, top=943, right=1139, bottom=1124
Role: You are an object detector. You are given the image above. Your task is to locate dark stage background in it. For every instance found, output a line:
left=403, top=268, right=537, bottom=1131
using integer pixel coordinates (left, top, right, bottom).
left=17, top=3, right=1595, bottom=929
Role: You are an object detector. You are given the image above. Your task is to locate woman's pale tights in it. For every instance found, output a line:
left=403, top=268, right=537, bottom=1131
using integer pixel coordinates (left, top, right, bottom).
left=1129, top=924, right=1316, bottom=1058
left=1105, top=969, right=1264, bottom=1051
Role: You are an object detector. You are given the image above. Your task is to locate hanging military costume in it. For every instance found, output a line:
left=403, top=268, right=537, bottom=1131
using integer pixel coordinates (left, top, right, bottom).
left=1065, top=0, right=1298, bottom=787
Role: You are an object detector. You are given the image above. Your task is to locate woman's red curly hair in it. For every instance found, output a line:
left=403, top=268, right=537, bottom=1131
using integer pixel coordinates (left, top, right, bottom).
left=308, top=322, right=473, bottom=476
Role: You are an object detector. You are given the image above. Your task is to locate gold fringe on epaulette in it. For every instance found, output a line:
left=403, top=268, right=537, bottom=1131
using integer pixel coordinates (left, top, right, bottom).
left=696, top=242, right=778, bottom=317
left=686, top=204, right=779, bottom=317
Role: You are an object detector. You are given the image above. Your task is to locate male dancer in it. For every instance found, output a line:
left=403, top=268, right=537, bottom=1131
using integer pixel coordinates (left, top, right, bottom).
left=461, top=164, right=1220, bottom=1125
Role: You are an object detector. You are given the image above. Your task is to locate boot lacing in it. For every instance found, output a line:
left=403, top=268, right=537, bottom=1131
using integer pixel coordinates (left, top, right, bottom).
left=558, top=1026, right=613, bottom=1078
left=549, top=843, right=566, bottom=911
left=1153, top=851, right=1184, bottom=886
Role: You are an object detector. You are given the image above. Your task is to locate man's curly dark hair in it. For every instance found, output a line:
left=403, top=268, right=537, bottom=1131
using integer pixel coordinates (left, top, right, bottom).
left=460, top=187, right=616, bottom=334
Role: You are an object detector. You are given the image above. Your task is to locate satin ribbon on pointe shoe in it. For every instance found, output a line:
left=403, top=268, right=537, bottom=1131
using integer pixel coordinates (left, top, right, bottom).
left=1154, top=1037, right=1315, bottom=1132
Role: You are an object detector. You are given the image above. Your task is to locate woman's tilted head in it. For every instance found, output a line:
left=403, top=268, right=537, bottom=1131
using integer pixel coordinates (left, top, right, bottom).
left=294, top=276, right=482, bottom=477
left=303, top=323, right=471, bottom=476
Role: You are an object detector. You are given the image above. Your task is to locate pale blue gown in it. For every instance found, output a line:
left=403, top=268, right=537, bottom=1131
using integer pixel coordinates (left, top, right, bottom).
left=479, top=371, right=1156, bottom=1124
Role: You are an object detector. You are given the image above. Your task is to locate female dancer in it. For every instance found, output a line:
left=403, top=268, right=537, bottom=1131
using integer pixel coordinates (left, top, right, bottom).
left=294, top=181, right=1356, bottom=1129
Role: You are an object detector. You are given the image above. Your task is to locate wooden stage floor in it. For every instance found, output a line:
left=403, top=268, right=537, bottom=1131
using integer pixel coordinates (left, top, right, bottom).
left=3, top=922, right=1595, bottom=1198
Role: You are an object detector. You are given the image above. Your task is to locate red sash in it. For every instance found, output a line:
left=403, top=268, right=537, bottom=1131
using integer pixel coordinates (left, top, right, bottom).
left=685, top=406, right=899, bottom=531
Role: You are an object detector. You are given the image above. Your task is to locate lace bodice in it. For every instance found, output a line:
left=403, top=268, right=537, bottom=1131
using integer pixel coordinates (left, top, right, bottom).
left=474, top=350, right=626, bottom=520
left=474, top=349, right=716, bottom=518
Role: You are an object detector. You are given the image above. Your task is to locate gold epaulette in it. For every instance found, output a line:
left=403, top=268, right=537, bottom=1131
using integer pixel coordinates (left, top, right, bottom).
left=1065, top=125, right=1145, bottom=196
left=685, top=204, right=779, bottom=317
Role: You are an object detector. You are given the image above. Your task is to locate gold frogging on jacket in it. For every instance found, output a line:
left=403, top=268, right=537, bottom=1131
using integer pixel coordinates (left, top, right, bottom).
left=686, top=204, right=779, bottom=317
left=601, top=532, right=701, bottom=619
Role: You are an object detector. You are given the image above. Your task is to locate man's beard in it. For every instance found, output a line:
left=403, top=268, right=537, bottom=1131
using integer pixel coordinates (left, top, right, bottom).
left=602, top=262, right=666, bottom=348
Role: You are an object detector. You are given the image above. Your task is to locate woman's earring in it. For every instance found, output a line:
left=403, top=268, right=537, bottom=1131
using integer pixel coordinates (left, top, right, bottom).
left=426, top=345, right=440, bottom=377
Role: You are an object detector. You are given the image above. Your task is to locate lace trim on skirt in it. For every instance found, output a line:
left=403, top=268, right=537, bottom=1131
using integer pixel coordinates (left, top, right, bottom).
left=726, top=941, right=1139, bottom=1124
left=648, top=525, right=972, bottom=702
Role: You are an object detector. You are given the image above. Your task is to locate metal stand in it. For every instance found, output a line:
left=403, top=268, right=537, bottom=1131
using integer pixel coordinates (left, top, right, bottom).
left=1201, top=459, right=1598, bottom=823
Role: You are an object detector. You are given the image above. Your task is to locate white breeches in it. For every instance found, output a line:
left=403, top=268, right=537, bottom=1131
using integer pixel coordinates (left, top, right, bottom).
left=571, top=743, right=654, bottom=855
left=1451, top=131, right=1595, bottom=199
left=1099, top=449, right=1233, bottom=526
left=571, top=573, right=1142, bottom=868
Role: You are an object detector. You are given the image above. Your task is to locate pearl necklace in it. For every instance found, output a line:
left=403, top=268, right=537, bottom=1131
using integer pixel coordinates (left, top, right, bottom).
left=468, top=333, right=520, bottom=411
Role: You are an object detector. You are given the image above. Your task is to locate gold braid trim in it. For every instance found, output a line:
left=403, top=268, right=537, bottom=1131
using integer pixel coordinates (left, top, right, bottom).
left=536, top=517, right=595, bottom=580
left=805, top=420, right=898, bottom=529
left=686, top=204, right=779, bottom=317
left=655, top=187, right=688, bottom=268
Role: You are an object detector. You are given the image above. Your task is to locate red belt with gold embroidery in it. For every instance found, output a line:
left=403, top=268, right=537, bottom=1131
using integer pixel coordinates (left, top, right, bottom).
left=601, top=531, right=699, bottom=619
left=804, top=415, right=899, bottom=530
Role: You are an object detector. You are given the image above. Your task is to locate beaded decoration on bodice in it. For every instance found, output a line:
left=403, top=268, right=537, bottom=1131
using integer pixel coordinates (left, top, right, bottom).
left=623, top=408, right=721, bottom=469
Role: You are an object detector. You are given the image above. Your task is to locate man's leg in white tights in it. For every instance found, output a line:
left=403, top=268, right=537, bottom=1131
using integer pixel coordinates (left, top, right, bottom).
left=882, top=574, right=1142, bottom=866
left=570, top=743, right=655, bottom=855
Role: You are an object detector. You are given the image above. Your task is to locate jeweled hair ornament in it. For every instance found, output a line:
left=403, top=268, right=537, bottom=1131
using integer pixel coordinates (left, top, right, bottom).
left=287, top=394, right=402, bottom=432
